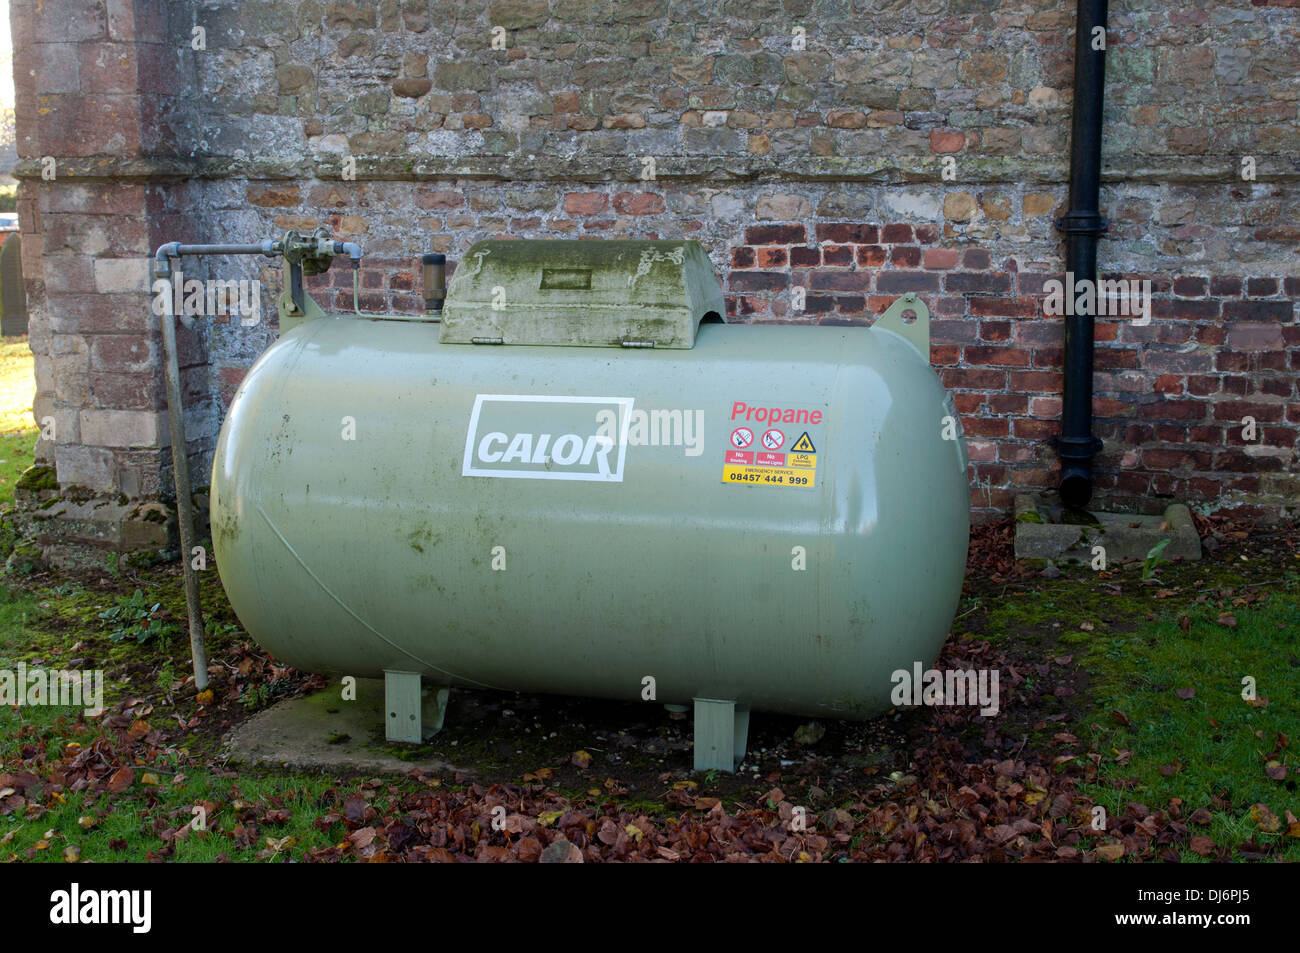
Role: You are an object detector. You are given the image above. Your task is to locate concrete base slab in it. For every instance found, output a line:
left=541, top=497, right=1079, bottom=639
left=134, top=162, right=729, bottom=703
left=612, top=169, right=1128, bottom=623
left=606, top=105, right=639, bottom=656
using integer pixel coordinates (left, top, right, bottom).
left=223, top=677, right=464, bottom=775
left=1014, top=494, right=1201, bottom=563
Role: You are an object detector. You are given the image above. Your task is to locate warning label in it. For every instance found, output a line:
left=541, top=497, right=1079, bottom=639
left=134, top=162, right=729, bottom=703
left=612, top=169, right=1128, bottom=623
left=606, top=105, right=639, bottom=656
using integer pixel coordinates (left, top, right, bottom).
left=723, top=464, right=815, bottom=488
left=723, top=402, right=823, bottom=489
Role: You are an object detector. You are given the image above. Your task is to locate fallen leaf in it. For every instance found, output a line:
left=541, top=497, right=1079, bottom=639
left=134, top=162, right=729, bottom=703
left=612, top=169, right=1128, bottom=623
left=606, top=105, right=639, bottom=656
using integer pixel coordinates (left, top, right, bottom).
left=1175, top=687, right=1195, bottom=700
left=106, top=767, right=135, bottom=793
left=1188, top=836, right=1215, bottom=857
left=539, top=839, right=582, bottom=863
left=793, top=721, right=825, bottom=745
left=342, top=794, right=368, bottom=822
left=1217, top=614, right=1237, bottom=628
left=1095, top=843, right=1124, bottom=861
left=1250, top=804, right=1281, bottom=833
left=570, top=750, right=592, bottom=769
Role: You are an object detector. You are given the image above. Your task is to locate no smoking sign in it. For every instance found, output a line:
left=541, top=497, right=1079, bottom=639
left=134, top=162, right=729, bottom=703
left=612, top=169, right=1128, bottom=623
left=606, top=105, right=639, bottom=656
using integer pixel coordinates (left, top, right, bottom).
left=730, top=427, right=754, bottom=448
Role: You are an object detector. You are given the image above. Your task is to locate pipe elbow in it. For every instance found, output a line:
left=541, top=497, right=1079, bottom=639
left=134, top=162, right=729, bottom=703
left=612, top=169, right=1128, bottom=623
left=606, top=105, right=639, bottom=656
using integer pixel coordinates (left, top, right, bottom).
left=1059, top=463, right=1093, bottom=509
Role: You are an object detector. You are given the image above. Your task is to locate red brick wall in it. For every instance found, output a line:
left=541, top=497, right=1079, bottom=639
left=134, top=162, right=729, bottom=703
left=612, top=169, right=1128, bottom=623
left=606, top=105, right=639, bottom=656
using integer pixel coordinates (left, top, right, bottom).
left=723, top=223, right=1299, bottom=519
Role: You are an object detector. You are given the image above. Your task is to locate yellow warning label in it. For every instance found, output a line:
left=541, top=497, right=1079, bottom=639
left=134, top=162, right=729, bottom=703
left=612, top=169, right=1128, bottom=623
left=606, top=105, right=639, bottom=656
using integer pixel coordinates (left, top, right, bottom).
left=788, top=452, right=816, bottom=469
left=790, top=432, right=817, bottom=453
left=723, top=464, right=816, bottom=488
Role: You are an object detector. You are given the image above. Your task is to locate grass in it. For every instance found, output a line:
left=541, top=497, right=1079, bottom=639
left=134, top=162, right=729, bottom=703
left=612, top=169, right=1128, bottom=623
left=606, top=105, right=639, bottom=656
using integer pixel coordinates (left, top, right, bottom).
left=0, top=336, right=37, bottom=507
left=954, top=547, right=1300, bottom=860
left=1079, top=583, right=1300, bottom=859
left=3, top=771, right=355, bottom=863
left=0, top=576, right=367, bottom=862
left=0, top=337, right=35, bottom=435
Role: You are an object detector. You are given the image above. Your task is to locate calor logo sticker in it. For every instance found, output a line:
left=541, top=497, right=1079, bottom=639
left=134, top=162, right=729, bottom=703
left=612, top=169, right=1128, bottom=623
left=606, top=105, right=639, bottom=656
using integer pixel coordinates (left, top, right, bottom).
left=463, top=394, right=634, bottom=482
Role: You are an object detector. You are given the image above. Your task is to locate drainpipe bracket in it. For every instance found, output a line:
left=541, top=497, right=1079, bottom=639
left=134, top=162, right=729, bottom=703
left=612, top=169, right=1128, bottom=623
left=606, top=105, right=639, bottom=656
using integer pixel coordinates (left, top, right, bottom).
left=1050, top=433, right=1103, bottom=460
left=1054, top=211, right=1108, bottom=236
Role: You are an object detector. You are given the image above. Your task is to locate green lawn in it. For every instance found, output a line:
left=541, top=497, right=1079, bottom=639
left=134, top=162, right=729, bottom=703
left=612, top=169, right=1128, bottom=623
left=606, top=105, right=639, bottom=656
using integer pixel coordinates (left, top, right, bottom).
left=1081, top=584, right=1300, bottom=859
left=0, top=336, right=37, bottom=506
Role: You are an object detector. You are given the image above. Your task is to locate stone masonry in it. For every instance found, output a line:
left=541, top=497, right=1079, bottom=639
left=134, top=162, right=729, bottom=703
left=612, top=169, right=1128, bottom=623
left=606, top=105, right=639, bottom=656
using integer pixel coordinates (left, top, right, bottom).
left=11, top=0, right=1300, bottom=543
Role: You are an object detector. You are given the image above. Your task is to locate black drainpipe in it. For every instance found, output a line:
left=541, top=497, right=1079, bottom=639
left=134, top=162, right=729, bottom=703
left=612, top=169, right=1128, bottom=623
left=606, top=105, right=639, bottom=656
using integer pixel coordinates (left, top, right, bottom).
left=1054, top=0, right=1110, bottom=509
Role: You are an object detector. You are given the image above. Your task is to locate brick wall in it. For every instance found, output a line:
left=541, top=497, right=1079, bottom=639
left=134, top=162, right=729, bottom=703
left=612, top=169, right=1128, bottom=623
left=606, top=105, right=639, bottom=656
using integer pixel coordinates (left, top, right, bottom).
left=13, top=0, right=1300, bottom=524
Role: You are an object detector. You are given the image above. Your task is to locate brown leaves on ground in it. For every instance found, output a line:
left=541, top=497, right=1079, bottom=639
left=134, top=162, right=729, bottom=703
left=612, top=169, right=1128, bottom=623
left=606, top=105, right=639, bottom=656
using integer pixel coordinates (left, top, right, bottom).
left=966, top=518, right=1025, bottom=582
left=281, top=633, right=1256, bottom=865
left=302, top=775, right=838, bottom=863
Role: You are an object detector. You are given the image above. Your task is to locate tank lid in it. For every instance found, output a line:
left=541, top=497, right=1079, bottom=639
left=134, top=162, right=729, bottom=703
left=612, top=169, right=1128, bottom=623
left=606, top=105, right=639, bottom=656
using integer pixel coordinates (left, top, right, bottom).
left=440, top=239, right=726, bottom=348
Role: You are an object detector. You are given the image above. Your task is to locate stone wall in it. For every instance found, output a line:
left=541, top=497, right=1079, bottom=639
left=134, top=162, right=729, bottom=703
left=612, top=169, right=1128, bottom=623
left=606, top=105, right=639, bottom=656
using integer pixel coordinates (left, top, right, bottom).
left=13, top=0, right=1300, bottom=533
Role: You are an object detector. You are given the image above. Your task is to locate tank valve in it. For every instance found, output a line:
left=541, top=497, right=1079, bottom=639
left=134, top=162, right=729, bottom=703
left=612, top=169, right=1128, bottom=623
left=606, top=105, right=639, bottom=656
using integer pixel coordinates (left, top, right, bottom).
left=422, top=253, right=446, bottom=315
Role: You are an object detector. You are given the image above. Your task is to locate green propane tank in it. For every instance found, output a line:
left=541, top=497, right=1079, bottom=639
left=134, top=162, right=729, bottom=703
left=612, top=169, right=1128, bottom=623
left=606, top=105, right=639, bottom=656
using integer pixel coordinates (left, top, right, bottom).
left=211, top=238, right=970, bottom=771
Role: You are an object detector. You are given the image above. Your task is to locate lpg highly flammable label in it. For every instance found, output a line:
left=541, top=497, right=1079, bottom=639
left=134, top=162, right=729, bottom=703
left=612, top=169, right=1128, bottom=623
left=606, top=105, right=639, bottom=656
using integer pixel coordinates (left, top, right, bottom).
left=722, top=400, right=822, bottom=489
left=463, top=394, right=634, bottom=481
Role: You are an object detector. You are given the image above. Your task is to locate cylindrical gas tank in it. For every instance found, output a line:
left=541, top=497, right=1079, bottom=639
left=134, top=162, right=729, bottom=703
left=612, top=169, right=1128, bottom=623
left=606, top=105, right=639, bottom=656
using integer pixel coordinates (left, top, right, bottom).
left=211, top=240, right=969, bottom=724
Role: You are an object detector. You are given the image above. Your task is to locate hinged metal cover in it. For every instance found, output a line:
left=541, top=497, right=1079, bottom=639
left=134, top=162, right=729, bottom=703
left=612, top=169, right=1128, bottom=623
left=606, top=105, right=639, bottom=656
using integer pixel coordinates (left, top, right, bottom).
left=440, top=239, right=726, bottom=348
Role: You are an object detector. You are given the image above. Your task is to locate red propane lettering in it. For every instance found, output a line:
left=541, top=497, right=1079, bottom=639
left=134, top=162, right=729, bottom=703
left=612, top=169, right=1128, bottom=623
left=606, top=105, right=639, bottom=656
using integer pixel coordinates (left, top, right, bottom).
left=730, top=401, right=824, bottom=425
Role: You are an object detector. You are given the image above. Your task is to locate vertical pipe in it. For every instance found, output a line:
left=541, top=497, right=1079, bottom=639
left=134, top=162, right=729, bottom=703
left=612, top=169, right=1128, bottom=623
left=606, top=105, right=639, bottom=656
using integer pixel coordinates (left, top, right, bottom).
left=422, top=253, right=446, bottom=314
left=156, top=266, right=209, bottom=692
left=1055, top=0, right=1110, bottom=509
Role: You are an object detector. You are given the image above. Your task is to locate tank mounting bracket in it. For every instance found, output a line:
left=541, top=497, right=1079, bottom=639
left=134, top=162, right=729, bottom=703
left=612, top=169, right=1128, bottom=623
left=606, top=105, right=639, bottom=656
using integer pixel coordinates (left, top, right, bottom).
left=693, top=697, right=750, bottom=773
left=873, top=292, right=930, bottom=359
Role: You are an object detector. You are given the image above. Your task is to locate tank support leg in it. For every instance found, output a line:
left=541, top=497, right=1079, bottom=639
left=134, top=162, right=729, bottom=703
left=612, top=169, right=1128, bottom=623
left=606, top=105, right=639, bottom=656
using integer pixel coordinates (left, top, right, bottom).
left=692, top=698, right=750, bottom=773
left=384, top=671, right=422, bottom=743
left=384, top=672, right=451, bottom=742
